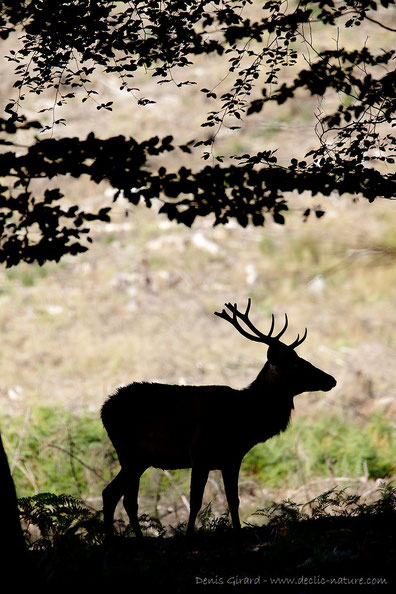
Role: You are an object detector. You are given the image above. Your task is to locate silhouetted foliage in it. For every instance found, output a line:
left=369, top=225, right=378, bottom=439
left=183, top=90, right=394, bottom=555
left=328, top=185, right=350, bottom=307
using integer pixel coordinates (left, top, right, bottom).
left=18, top=485, right=395, bottom=590
left=19, top=492, right=103, bottom=548
left=0, top=0, right=395, bottom=266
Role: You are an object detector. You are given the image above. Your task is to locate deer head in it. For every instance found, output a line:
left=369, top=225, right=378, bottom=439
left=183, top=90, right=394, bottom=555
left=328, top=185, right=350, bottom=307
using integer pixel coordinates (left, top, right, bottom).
left=215, top=299, right=336, bottom=397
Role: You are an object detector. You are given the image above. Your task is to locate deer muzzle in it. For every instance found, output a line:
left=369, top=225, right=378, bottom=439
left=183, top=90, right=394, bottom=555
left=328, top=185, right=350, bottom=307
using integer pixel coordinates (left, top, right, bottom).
left=321, top=373, right=337, bottom=391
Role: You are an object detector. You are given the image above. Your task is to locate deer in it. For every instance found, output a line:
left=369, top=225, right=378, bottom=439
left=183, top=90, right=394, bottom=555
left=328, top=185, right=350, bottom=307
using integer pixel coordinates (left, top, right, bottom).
left=101, top=299, right=336, bottom=539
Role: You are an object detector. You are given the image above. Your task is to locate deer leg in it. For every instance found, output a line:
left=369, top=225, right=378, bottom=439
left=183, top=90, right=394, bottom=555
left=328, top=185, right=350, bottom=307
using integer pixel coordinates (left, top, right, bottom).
left=102, top=469, right=127, bottom=538
left=123, top=466, right=146, bottom=538
left=222, top=462, right=242, bottom=531
left=186, top=465, right=209, bottom=536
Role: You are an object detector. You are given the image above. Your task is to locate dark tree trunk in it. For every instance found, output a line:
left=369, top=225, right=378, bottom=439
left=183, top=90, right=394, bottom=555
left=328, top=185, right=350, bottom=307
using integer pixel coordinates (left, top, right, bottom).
left=0, top=430, right=26, bottom=564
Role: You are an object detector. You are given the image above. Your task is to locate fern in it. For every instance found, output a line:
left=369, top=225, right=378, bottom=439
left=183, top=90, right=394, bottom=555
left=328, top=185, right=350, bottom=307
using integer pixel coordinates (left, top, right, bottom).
left=18, top=493, right=102, bottom=548
left=253, top=483, right=395, bottom=526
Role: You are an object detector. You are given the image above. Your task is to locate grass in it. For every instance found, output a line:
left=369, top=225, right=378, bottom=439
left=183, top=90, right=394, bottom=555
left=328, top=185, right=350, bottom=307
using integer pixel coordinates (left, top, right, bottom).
left=244, top=415, right=395, bottom=487
left=2, top=407, right=114, bottom=498
left=3, top=406, right=394, bottom=534
left=4, top=263, right=50, bottom=288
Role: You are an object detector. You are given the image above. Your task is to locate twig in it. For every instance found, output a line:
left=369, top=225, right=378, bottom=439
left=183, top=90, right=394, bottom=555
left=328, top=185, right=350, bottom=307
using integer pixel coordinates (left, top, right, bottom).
left=286, top=475, right=390, bottom=500
left=208, top=473, right=227, bottom=507
left=67, top=425, right=82, bottom=498
left=13, top=460, right=39, bottom=494
left=162, top=470, right=190, bottom=511
left=365, top=15, right=396, bottom=32
left=45, top=443, right=105, bottom=481
left=294, top=439, right=312, bottom=511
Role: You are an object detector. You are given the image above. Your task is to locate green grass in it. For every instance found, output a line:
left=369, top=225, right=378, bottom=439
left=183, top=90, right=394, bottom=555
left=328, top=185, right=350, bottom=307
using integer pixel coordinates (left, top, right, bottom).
left=243, top=415, right=395, bottom=486
left=4, top=262, right=50, bottom=287
left=3, top=407, right=394, bottom=503
left=2, top=407, right=114, bottom=498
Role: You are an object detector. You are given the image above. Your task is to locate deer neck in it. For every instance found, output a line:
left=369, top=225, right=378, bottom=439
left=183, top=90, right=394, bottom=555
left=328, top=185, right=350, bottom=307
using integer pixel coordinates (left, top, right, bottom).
left=249, top=361, right=293, bottom=401
left=238, top=362, right=294, bottom=444
left=247, top=361, right=296, bottom=432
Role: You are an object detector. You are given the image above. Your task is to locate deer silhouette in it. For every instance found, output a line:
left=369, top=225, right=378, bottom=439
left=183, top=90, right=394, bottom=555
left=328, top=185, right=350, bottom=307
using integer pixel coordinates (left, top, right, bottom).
left=101, top=299, right=336, bottom=538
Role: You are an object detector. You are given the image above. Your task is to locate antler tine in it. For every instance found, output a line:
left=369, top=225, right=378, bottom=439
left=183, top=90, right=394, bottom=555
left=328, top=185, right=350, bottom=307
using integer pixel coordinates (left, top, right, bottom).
left=214, top=303, right=265, bottom=343
left=229, top=300, right=273, bottom=342
left=268, top=314, right=275, bottom=337
left=215, top=301, right=298, bottom=348
left=289, top=327, right=308, bottom=349
left=244, top=297, right=252, bottom=317
left=214, top=307, right=232, bottom=323
left=274, top=313, right=288, bottom=340
left=215, top=299, right=276, bottom=345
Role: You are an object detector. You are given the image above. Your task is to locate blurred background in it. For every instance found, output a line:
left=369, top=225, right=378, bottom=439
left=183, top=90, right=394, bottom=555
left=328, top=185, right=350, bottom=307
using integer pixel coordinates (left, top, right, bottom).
left=0, top=4, right=394, bottom=532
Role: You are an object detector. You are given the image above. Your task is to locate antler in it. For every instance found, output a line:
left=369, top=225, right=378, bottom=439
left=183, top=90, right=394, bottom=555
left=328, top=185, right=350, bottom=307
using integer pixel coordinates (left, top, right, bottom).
left=214, top=298, right=307, bottom=348
left=288, top=328, right=308, bottom=349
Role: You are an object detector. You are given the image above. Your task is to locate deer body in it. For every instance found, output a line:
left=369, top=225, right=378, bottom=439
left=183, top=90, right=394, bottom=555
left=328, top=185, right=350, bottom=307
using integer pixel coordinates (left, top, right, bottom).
left=102, top=381, right=292, bottom=469
left=102, top=301, right=336, bottom=538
